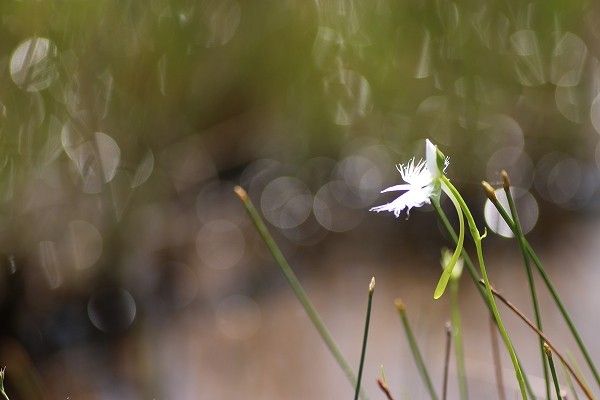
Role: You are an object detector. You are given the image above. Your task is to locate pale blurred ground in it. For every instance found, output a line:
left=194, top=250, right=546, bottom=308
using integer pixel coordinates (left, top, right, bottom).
left=176, top=211, right=600, bottom=400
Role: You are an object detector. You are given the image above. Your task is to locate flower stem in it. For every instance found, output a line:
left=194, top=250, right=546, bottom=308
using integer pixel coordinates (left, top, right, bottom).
left=431, top=199, right=536, bottom=399
left=395, top=299, right=439, bottom=400
left=544, top=343, right=562, bottom=400
left=450, top=276, right=468, bottom=400
left=434, top=186, right=465, bottom=299
left=354, top=278, right=375, bottom=400
left=482, top=182, right=600, bottom=391
left=497, top=172, right=550, bottom=400
left=234, top=186, right=368, bottom=399
left=440, top=176, right=527, bottom=400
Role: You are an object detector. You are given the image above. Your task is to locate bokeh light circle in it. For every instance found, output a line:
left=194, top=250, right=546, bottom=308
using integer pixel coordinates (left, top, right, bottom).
left=484, top=187, right=539, bottom=238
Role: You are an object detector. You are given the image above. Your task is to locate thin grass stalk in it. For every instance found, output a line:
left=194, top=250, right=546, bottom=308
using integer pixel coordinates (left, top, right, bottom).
left=482, top=282, right=595, bottom=400
left=449, top=276, right=468, bottom=400
left=569, top=352, right=591, bottom=400
left=561, top=360, right=581, bottom=400
left=234, top=186, right=368, bottom=399
left=441, top=176, right=527, bottom=400
left=395, top=299, right=439, bottom=400
left=354, top=278, right=375, bottom=400
left=497, top=173, right=550, bottom=400
left=546, top=342, right=563, bottom=400
left=432, top=199, right=536, bottom=399
left=442, top=323, right=452, bottom=400
left=489, top=316, right=507, bottom=400
left=482, top=182, right=600, bottom=390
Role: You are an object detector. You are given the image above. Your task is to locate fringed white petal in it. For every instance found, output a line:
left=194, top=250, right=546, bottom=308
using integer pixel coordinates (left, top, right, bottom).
left=380, top=184, right=411, bottom=193
left=370, top=140, right=448, bottom=219
left=369, top=184, right=433, bottom=218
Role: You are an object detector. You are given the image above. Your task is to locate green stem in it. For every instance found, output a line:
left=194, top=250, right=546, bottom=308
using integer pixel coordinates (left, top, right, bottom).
left=234, top=187, right=368, bottom=399
left=432, top=200, right=536, bottom=399
left=442, top=323, right=452, bottom=400
left=395, top=300, right=439, bottom=400
left=450, top=277, right=468, bottom=400
left=354, top=279, right=375, bottom=400
left=440, top=176, right=527, bottom=400
left=545, top=343, right=562, bottom=400
left=485, top=187, right=600, bottom=390
left=502, top=179, right=550, bottom=399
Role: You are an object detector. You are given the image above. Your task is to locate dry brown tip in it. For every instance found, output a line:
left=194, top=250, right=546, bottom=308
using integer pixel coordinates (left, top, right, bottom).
left=233, top=185, right=248, bottom=201
left=445, top=321, right=452, bottom=333
left=481, top=181, right=497, bottom=201
left=543, top=341, right=551, bottom=355
left=394, top=298, right=405, bottom=312
left=377, top=378, right=389, bottom=390
left=500, top=170, right=511, bottom=189
left=369, top=277, right=376, bottom=293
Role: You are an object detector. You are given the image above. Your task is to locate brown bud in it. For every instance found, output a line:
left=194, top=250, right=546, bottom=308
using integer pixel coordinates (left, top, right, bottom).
left=394, top=298, right=405, bottom=313
left=233, top=185, right=248, bottom=201
left=481, top=181, right=497, bottom=201
left=500, top=170, right=511, bottom=190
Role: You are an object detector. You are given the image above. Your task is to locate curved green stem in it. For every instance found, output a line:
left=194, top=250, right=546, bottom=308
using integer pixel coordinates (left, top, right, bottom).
left=395, top=301, right=439, bottom=400
left=434, top=186, right=465, bottom=299
left=432, top=200, right=536, bottom=399
left=441, top=176, right=527, bottom=400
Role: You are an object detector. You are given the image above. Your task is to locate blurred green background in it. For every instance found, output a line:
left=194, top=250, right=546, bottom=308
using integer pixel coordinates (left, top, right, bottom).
left=1, top=0, right=600, bottom=398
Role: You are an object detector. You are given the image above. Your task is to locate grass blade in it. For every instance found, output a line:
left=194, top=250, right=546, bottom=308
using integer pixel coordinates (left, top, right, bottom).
left=482, top=181, right=600, bottom=390
left=481, top=281, right=595, bottom=400
left=545, top=343, right=563, bottom=400
left=354, top=278, right=375, bottom=400
left=234, top=186, right=368, bottom=399
left=497, top=172, right=551, bottom=399
left=442, top=322, right=452, bottom=400
left=395, top=299, right=439, bottom=400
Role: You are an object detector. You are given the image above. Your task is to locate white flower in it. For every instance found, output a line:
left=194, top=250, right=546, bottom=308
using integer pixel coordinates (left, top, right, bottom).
left=369, top=139, right=449, bottom=218
left=426, top=138, right=450, bottom=179
left=426, top=139, right=441, bottom=178
left=369, top=158, right=433, bottom=217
